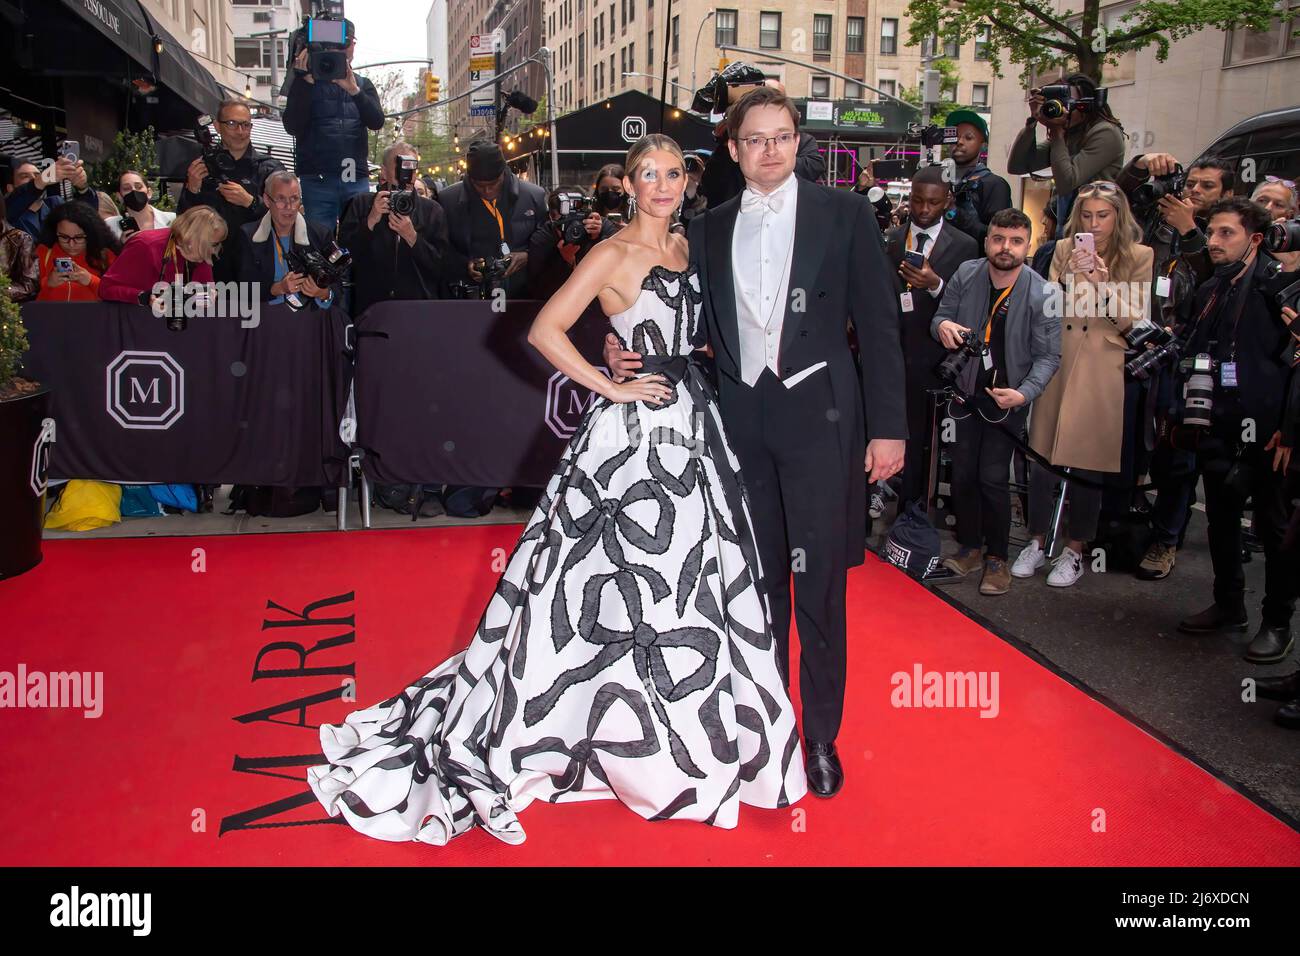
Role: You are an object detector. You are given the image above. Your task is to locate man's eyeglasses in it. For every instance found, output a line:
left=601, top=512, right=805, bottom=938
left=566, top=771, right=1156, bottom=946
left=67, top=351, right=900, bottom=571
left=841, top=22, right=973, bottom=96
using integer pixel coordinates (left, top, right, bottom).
left=56, top=233, right=87, bottom=244
left=269, top=196, right=302, bottom=208
left=218, top=120, right=254, bottom=131
left=738, top=132, right=797, bottom=150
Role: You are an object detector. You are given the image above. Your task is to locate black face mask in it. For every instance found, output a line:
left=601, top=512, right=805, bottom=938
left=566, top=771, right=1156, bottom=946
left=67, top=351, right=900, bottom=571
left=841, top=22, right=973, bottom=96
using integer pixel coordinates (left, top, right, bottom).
left=122, top=190, right=149, bottom=212
left=597, top=189, right=624, bottom=211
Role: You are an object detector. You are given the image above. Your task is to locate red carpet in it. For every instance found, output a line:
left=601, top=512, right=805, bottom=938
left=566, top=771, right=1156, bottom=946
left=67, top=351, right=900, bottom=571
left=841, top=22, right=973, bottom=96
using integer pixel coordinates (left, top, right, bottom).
left=1, top=526, right=1296, bottom=867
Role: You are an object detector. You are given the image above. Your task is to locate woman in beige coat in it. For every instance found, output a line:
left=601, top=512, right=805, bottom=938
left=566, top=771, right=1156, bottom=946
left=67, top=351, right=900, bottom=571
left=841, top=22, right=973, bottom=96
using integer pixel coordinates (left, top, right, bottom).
left=1013, top=181, right=1154, bottom=587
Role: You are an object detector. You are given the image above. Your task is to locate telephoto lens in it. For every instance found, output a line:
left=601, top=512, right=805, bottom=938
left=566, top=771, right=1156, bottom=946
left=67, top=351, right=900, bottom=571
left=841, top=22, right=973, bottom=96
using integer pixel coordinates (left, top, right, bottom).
left=1181, top=354, right=1216, bottom=428
left=1265, top=218, right=1300, bottom=254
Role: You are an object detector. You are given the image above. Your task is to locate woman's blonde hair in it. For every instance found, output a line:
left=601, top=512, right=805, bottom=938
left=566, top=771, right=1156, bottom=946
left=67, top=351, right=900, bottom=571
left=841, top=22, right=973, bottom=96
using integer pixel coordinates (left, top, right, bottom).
left=1065, top=181, right=1142, bottom=277
left=167, top=205, right=228, bottom=264
left=97, top=191, right=120, bottom=220
left=622, top=134, right=685, bottom=217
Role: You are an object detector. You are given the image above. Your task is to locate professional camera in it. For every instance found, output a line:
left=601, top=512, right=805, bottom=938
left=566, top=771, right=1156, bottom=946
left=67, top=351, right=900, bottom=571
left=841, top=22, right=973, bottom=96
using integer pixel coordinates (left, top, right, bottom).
left=864, top=185, right=893, bottom=233
left=1265, top=217, right=1300, bottom=254
left=690, top=62, right=767, bottom=115
left=906, top=124, right=959, bottom=149
left=476, top=255, right=511, bottom=294
left=936, top=330, right=989, bottom=387
left=1132, top=165, right=1187, bottom=210
left=194, top=114, right=237, bottom=185
left=1123, top=324, right=1180, bottom=381
left=388, top=155, right=420, bottom=217
left=1038, top=83, right=1108, bottom=120
left=553, top=191, right=597, bottom=245
left=283, top=243, right=352, bottom=311
left=1178, top=353, right=1217, bottom=429
left=293, top=16, right=352, bottom=82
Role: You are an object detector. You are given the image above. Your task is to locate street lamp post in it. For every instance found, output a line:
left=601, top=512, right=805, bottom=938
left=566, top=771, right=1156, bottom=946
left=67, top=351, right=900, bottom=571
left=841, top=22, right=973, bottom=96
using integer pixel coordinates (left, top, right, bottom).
left=690, top=10, right=716, bottom=94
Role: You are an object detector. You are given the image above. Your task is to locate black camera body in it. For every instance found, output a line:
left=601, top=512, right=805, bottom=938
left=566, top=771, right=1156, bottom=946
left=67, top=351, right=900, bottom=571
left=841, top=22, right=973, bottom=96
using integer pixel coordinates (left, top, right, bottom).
left=907, top=124, right=959, bottom=149
left=195, top=114, right=238, bottom=185
left=937, top=330, right=989, bottom=386
left=296, top=16, right=352, bottom=82
left=553, top=191, right=597, bottom=245
left=1039, top=83, right=1108, bottom=119
left=1133, top=164, right=1187, bottom=211
left=388, top=155, right=420, bottom=217
left=283, top=243, right=352, bottom=311
left=1124, top=324, right=1181, bottom=380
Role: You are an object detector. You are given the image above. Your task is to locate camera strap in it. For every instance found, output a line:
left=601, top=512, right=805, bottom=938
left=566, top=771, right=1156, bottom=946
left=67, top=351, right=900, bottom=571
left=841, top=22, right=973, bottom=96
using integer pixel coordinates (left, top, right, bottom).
left=480, top=197, right=507, bottom=251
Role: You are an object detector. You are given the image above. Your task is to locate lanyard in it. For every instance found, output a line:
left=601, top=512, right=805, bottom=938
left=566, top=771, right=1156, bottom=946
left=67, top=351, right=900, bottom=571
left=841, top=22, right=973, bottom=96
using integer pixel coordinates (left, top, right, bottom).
left=985, top=286, right=1013, bottom=343
left=480, top=197, right=505, bottom=246
left=272, top=234, right=291, bottom=271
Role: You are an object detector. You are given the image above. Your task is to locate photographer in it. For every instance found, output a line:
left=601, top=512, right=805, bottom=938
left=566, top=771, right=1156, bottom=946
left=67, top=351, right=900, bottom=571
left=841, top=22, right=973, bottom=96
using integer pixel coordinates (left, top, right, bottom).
left=527, top=186, right=605, bottom=299
left=177, top=100, right=284, bottom=282
left=1172, top=197, right=1297, bottom=664
left=884, top=165, right=979, bottom=512
left=238, top=172, right=338, bottom=307
left=943, top=109, right=1013, bottom=245
left=932, top=209, right=1061, bottom=595
left=4, top=157, right=99, bottom=242
left=1253, top=177, right=1299, bottom=274
left=591, top=164, right=632, bottom=233
left=437, top=140, right=547, bottom=300
left=99, top=206, right=226, bottom=306
left=680, top=152, right=709, bottom=225
left=34, top=202, right=119, bottom=302
left=283, top=19, right=385, bottom=230
left=338, top=142, right=449, bottom=316
left=107, top=170, right=175, bottom=242
left=1010, top=182, right=1153, bottom=588
left=698, top=74, right=825, bottom=208
left=1008, top=74, right=1125, bottom=236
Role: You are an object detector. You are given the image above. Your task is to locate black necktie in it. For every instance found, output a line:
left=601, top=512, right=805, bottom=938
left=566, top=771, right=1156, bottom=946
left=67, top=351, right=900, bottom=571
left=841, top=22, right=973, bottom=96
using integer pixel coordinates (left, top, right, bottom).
left=914, top=231, right=929, bottom=255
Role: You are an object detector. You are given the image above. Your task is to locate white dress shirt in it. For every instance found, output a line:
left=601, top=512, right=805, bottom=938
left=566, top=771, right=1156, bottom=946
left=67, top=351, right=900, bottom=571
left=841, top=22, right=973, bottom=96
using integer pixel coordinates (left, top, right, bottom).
left=907, top=219, right=946, bottom=298
left=732, top=172, right=799, bottom=387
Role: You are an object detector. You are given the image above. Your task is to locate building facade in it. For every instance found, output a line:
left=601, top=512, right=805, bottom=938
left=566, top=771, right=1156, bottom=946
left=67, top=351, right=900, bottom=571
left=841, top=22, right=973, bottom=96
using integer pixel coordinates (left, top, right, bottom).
left=142, top=0, right=245, bottom=95
left=227, top=0, right=312, bottom=110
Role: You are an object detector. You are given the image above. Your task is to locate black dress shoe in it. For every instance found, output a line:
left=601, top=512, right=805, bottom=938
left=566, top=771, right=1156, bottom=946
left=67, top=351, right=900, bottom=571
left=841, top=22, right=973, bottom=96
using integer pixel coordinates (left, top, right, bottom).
left=1178, top=603, right=1249, bottom=635
left=1256, top=671, right=1300, bottom=701
left=1275, top=699, right=1300, bottom=729
left=805, top=740, right=843, bottom=798
left=1244, top=624, right=1294, bottom=664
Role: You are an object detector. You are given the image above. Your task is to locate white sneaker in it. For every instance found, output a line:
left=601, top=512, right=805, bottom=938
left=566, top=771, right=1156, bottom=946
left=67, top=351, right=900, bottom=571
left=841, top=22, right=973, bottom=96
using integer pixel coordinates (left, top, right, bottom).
left=1046, top=547, right=1084, bottom=587
left=869, top=491, right=886, bottom=519
left=1010, top=539, right=1046, bottom=578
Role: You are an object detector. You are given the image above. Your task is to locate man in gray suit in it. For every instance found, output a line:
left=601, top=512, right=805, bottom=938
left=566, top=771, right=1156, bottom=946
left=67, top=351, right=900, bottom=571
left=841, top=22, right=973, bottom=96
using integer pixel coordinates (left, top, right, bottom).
left=931, top=208, right=1061, bottom=595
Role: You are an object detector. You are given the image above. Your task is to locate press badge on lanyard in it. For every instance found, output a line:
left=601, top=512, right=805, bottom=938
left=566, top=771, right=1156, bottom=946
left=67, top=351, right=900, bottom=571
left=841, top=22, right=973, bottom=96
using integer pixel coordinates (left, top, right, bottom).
left=899, top=291, right=914, bottom=312
left=1220, top=361, right=1238, bottom=388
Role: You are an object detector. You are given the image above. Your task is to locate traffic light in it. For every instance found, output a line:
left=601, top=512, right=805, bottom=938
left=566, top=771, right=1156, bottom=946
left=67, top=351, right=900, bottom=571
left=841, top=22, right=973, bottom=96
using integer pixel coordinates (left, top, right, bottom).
left=424, top=74, right=441, bottom=103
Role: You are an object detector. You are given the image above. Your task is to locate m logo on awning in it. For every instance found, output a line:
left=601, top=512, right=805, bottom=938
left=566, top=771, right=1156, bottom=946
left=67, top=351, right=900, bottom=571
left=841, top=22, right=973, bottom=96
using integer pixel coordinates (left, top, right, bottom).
left=106, top=351, right=185, bottom=430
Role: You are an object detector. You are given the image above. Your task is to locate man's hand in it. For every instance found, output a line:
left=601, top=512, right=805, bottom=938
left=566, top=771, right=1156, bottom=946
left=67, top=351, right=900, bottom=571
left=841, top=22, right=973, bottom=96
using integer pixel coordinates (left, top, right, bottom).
left=856, top=162, right=875, bottom=192
left=55, top=158, right=88, bottom=190
left=272, top=272, right=306, bottom=297
left=301, top=276, right=328, bottom=300
left=899, top=257, right=940, bottom=291
left=937, top=319, right=970, bottom=350
left=1027, top=91, right=1044, bottom=124
left=603, top=331, right=642, bottom=382
left=1158, top=194, right=1197, bottom=235
left=293, top=48, right=315, bottom=83
left=186, top=158, right=208, bottom=194
left=1283, top=306, right=1299, bottom=345
left=389, top=210, right=418, bottom=246
left=986, top=387, right=1026, bottom=409
left=367, top=191, right=391, bottom=230
left=217, top=181, right=254, bottom=208
left=865, top=439, right=905, bottom=483
left=1265, top=431, right=1292, bottom=474
left=335, top=68, right=360, bottom=96
left=468, top=259, right=484, bottom=281
left=503, top=251, right=527, bottom=277
left=583, top=212, right=603, bottom=239
left=1135, top=152, right=1180, bottom=177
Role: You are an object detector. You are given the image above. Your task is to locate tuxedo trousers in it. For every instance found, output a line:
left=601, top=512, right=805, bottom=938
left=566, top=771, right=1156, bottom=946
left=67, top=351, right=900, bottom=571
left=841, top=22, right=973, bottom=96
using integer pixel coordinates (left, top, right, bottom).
left=721, top=366, right=849, bottom=743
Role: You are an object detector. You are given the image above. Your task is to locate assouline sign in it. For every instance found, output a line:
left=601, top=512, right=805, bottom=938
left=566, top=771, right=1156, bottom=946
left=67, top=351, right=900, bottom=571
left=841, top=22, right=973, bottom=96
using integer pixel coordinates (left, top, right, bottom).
left=81, top=0, right=123, bottom=36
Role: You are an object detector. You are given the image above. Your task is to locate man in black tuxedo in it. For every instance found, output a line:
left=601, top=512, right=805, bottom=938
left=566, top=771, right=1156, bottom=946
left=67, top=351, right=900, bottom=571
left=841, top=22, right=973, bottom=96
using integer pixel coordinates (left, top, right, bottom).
left=606, top=86, right=907, bottom=797
left=884, top=165, right=979, bottom=510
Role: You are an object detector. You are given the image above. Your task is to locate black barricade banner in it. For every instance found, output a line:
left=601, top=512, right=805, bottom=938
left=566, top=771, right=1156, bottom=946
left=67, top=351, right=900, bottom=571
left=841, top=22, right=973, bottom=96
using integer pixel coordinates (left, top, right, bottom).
left=351, top=300, right=610, bottom=487
left=21, top=302, right=351, bottom=486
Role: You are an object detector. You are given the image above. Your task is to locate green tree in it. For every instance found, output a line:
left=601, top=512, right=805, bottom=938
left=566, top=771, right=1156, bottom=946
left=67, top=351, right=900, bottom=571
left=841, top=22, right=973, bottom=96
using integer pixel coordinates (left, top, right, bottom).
left=0, top=270, right=30, bottom=395
left=900, top=57, right=963, bottom=123
left=86, top=127, right=175, bottom=212
left=904, top=0, right=1297, bottom=83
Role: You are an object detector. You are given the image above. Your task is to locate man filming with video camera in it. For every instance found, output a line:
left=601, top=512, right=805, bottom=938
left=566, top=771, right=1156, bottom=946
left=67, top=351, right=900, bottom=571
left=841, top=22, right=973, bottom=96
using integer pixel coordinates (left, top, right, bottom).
left=177, top=100, right=284, bottom=282
left=338, top=142, right=449, bottom=316
left=1169, top=197, right=1297, bottom=663
left=282, top=15, right=385, bottom=231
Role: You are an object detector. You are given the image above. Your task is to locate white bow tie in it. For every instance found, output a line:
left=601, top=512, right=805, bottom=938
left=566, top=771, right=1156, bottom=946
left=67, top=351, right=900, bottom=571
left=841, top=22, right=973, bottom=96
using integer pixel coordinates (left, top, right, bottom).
left=741, top=188, right=785, bottom=215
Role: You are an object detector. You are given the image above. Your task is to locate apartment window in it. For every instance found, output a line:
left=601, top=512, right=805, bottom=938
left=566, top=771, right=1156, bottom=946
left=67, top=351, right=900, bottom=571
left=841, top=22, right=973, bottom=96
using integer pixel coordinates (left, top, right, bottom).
left=621, top=0, right=626, bottom=30
left=944, top=36, right=959, bottom=58
left=234, top=38, right=262, bottom=69
left=921, top=34, right=938, bottom=57
left=672, top=15, right=679, bottom=58
left=880, top=18, right=898, bottom=55
left=629, top=0, right=634, bottom=24
left=810, top=75, right=830, bottom=98
left=611, top=53, right=616, bottom=88
left=578, top=32, right=585, bottom=73
left=716, top=9, right=737, bottom=47
left=628, top=41, right=634, bottom=73
left=760, top=12, right=781, bottom=49
left=813, top=15, right=832, bottom=53
left=620, top=45, right=626, bottom=79
left=975, top=25, right=991, bottom=60
left=877, top=78, right=897, bottom=101
left=846, top=17, right=864, bottom=53
left=972, top=83, right=989, bottom=108
left=550, top=12, right=555, bottom=36
left=845, top=79, right=865, bottom=99
left=648, top=29, right=653, bottom=67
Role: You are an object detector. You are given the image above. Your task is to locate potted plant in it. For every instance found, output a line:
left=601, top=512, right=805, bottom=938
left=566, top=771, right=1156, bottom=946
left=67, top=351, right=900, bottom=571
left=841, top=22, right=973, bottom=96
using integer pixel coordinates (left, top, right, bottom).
left=0, top=269, right=51, bottom=578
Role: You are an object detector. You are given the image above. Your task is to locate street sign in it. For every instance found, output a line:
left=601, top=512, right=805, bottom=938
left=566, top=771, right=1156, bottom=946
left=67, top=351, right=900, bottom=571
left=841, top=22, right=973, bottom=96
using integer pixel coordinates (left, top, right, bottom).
left=469, top=32, right=501, bottom=117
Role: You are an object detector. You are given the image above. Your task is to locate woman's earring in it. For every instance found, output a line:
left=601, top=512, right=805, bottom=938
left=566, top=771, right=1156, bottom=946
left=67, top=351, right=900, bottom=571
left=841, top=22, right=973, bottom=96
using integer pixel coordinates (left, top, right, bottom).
left=627, top=193, right=637, bottom=217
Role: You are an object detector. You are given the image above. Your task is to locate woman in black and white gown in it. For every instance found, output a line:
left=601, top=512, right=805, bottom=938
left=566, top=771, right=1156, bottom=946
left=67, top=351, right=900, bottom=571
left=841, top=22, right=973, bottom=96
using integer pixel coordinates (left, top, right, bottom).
left=308, top=134, right=806, bottom=846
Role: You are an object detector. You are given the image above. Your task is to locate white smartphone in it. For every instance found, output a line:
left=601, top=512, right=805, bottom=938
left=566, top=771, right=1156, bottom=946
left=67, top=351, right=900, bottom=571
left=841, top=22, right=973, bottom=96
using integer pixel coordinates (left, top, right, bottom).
left=1074, top=231, right=1096, bottom=271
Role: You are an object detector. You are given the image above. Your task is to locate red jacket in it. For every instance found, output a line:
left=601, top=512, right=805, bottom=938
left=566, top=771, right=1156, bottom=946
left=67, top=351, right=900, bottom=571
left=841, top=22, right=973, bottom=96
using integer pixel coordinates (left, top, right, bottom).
left=98, top=228, right=214, bottom=302
left=35, top=245, right=114, bottom=301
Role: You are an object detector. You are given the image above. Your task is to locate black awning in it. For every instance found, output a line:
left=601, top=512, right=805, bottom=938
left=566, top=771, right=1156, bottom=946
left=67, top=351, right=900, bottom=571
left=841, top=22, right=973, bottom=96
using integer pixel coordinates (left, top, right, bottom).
left=55, top=0, right=156, bottom=72
left=541, top=90, right=718, bottom=153
left=136, top=5, right=223, bottom=118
